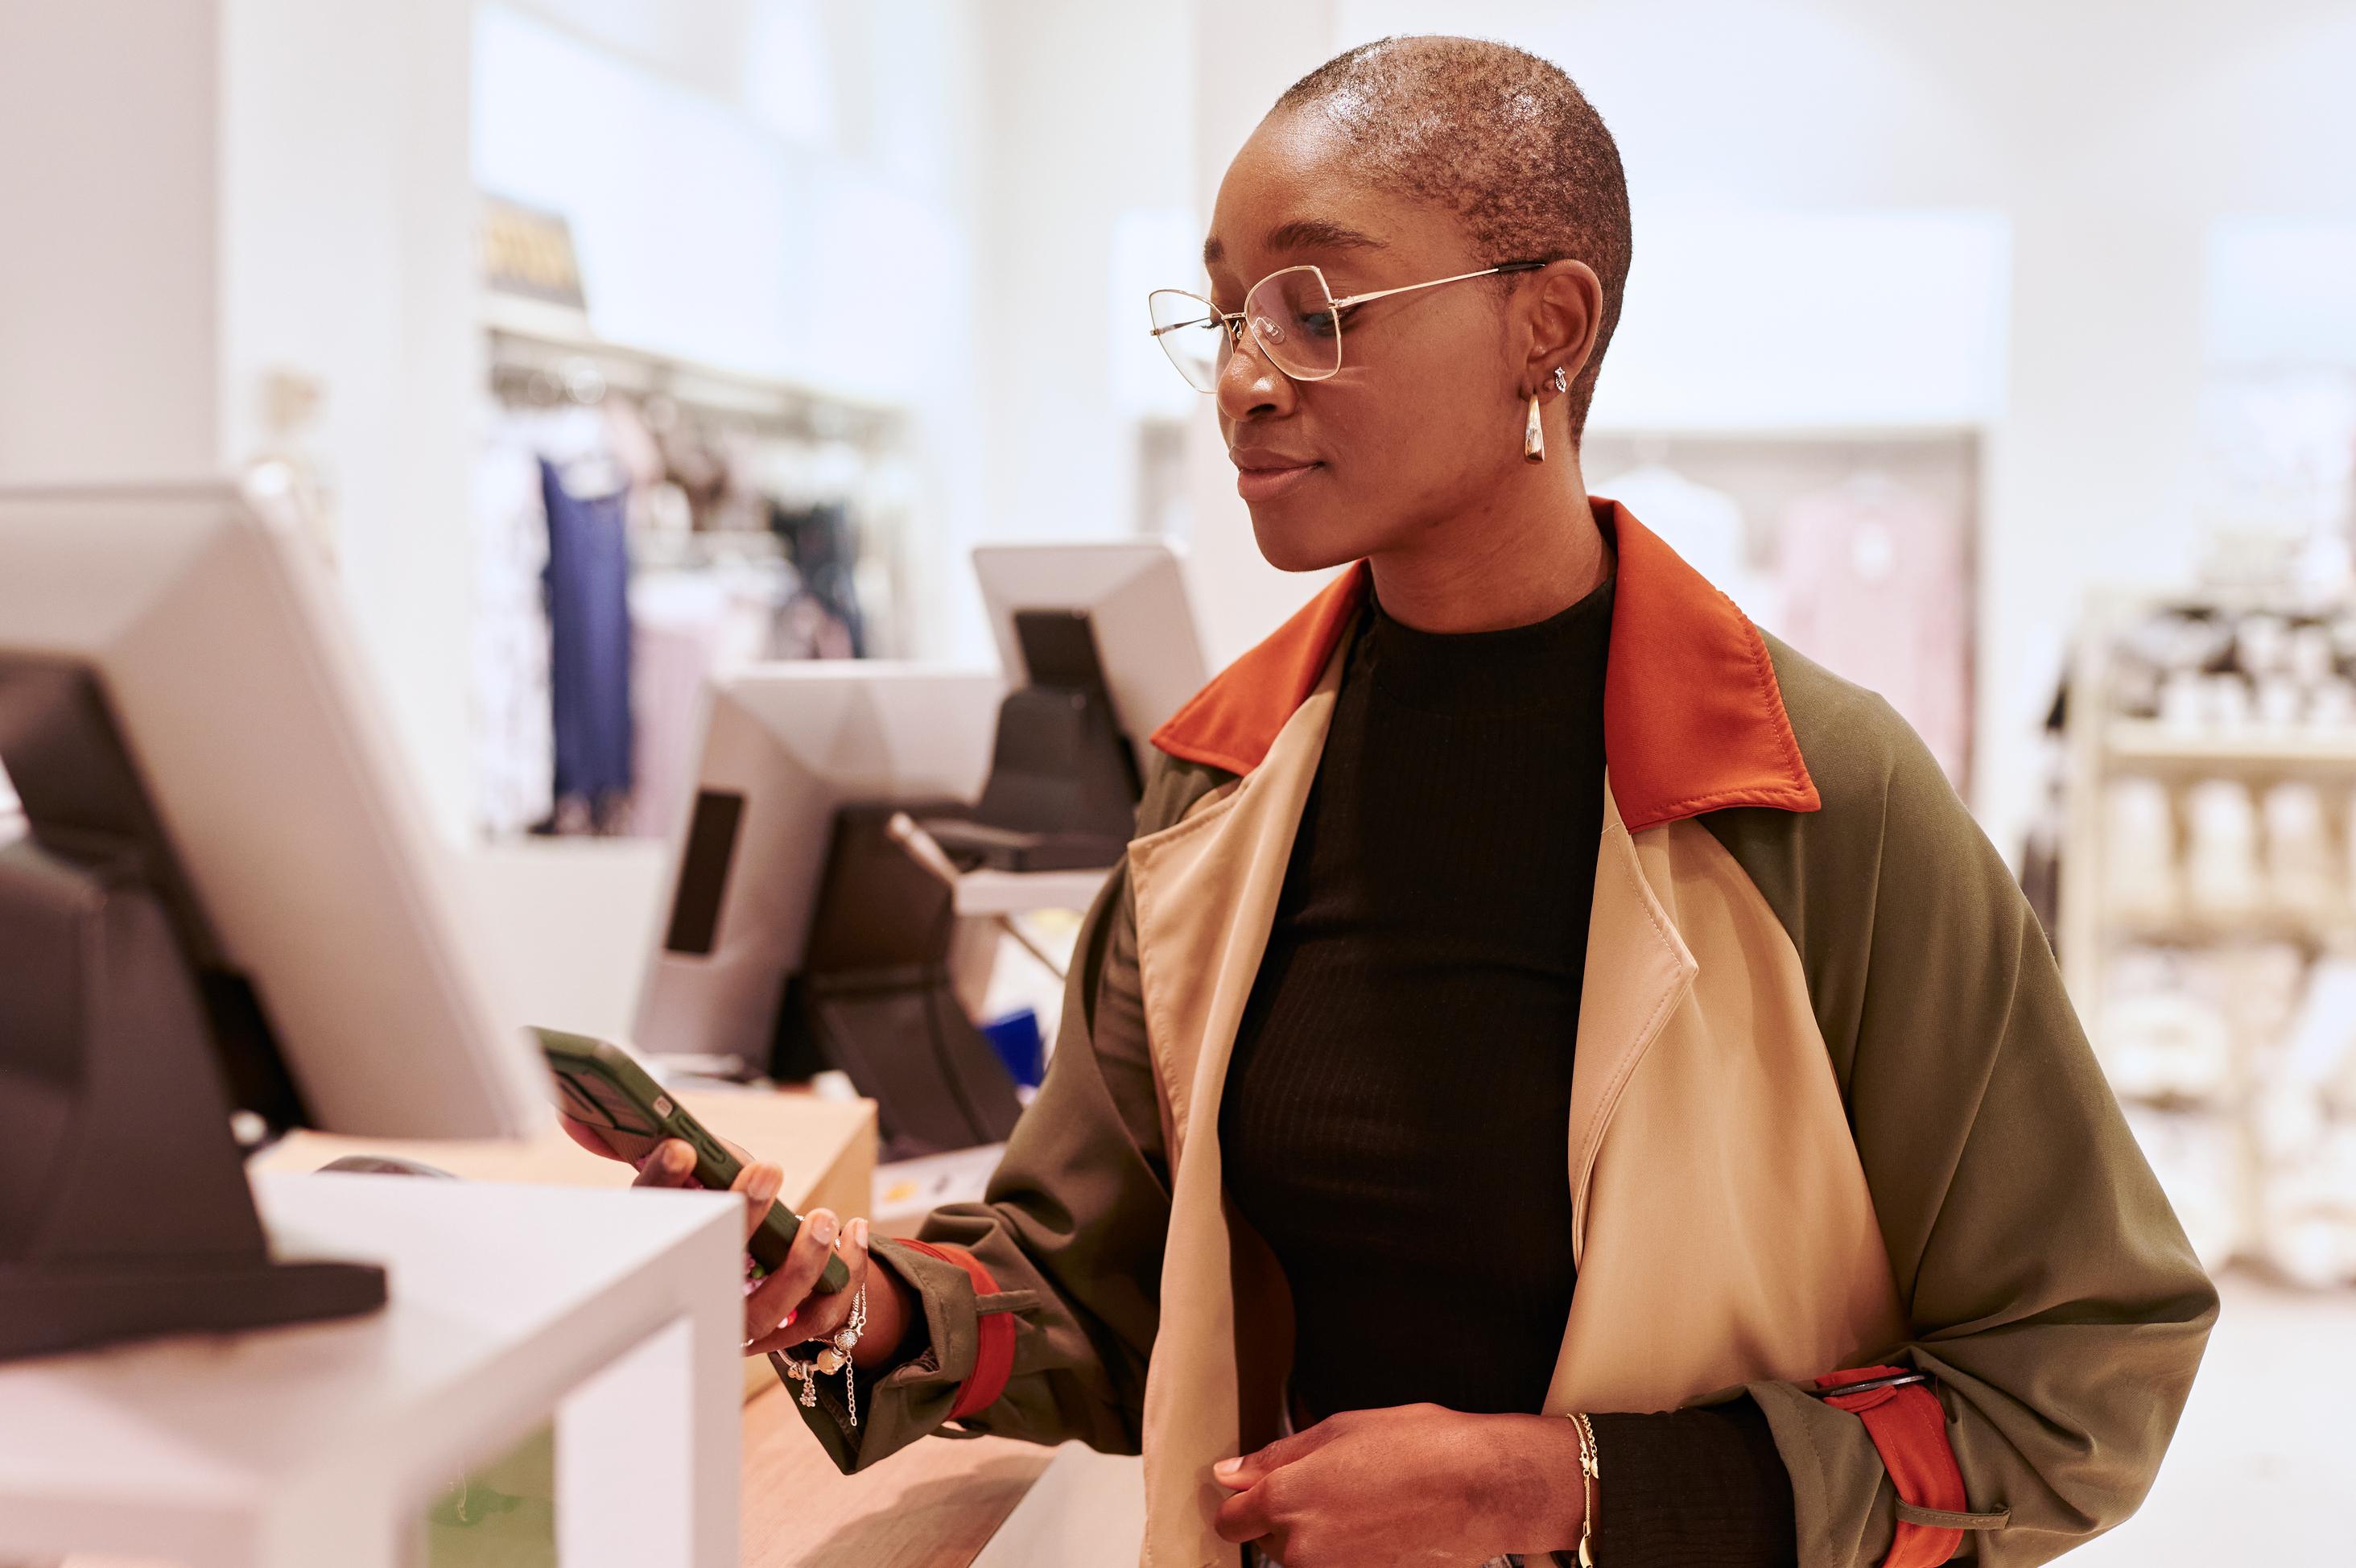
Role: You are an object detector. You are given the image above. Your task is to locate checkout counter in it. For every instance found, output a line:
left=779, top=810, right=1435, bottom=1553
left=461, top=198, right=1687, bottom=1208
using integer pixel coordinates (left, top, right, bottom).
left=243, top=1091, right=1146, bottom=1568
left=2, top=1087, right=1144, bottom=1567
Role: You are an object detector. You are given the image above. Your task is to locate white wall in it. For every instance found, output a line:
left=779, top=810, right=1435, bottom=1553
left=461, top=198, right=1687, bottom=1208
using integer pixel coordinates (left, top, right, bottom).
left=956, top=0, right=1340, bottom=670
left=223, top=0, right=482, bottom=839
left=0, top=0, right=483, bottom=836
left=970, top=1, right=1198, bottom=554
left=473, top=3, right=964, bottom=406
left=0, top=1, right=226, bottom=482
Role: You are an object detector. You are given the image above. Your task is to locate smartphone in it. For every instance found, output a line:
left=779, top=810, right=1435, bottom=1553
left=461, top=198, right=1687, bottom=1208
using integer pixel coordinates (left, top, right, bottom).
left=536, top=1026, right=849, bottom=1294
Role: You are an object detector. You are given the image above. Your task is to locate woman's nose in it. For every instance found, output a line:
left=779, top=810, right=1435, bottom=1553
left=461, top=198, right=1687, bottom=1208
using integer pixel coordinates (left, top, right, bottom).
left=1215, top=328, right=1294, bottom=422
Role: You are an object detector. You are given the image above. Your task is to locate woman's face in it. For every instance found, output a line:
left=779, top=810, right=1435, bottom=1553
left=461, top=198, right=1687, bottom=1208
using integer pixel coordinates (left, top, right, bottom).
left=1204, top=112, right=1538, bottom=573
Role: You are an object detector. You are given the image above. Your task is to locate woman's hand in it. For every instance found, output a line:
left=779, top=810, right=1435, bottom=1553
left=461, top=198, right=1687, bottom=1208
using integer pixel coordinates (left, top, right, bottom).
left=1211, top=1404, right=1589, bottom=1568
left=558, top=1115, right=913, bottom=1365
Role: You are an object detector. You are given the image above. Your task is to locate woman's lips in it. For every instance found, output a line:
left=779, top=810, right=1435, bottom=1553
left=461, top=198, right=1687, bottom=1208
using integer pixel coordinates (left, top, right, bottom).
left=1234, top=460, right=1320, bottom=502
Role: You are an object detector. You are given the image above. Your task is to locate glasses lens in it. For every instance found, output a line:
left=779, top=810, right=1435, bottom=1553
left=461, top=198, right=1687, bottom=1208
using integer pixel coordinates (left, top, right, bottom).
left=1244, top=266, right=1341, bottom=382
left=1149, top=290, right=1226, bottom=393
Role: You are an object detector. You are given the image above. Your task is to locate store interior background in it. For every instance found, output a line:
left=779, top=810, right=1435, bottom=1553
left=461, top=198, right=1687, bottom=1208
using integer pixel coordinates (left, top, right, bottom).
left=4, top=1, right=2354, bottom=1561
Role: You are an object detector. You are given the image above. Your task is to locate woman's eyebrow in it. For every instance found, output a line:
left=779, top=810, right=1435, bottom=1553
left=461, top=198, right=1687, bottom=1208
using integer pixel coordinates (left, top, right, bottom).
left=1267, top=218, right=1387, bottom=254
left=1201, top=219, right=1388, bottom=268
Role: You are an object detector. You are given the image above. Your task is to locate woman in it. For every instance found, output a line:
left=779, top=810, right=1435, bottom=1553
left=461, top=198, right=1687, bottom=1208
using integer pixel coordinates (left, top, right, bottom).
left=576, top=37, right=2214, bottom=1568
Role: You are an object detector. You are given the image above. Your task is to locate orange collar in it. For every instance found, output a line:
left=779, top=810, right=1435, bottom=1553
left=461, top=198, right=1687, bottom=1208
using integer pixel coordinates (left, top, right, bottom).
left=1149, top=498, right=1820, bottom=833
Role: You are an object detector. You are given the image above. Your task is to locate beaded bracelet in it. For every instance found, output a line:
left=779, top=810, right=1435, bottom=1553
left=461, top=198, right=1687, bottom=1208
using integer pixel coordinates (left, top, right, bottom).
left=782, top=1282, right=869, bottom=1426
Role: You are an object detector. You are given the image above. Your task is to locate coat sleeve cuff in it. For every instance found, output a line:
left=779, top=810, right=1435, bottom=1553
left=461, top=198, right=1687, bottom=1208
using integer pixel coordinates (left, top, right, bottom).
left=1748, top=1372, right=2011, bottom=1568
left=1748, top=1377, right=1900, bottom=1568
left=778, top=1236, right=1019, bottom=1474
left=890, top=1237, right=1017, bottom=1417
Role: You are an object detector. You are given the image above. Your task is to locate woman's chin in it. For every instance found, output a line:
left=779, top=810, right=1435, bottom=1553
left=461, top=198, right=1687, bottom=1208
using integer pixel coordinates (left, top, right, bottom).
left=1248, top=505, right=1371, bottom=575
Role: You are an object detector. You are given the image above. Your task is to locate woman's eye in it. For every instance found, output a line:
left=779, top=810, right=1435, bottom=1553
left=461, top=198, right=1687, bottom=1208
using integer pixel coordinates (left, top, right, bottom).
left=1300, top=308, right=1346, bottom=340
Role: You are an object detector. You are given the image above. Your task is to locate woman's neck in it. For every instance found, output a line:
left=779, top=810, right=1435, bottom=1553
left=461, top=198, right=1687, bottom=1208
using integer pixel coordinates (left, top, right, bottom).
left=1365, top=459, right=1611, bottom=634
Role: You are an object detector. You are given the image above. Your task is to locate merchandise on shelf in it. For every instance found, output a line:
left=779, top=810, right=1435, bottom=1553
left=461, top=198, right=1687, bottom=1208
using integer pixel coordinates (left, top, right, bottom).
left=2252, top=957, right=2356, bottom=1285
left=2065, top=592, right=2356, bottom=1285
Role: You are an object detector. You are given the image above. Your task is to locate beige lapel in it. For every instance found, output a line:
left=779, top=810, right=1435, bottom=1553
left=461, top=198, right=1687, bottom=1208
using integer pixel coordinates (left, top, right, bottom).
left=1544, top=786, right=1907, bottom=1417
left=1565, top=778, right=1698, bottom=1271
left=1124, top=649, right=1343, bottom=1568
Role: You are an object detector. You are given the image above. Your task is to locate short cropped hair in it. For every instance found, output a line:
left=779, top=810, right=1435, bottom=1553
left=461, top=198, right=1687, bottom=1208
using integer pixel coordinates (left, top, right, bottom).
left=1273, top=36, right=1632, bottom=438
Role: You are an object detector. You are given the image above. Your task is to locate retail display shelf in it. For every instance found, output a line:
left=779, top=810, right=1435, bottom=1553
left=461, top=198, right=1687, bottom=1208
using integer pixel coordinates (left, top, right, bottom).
left=2106, top=721, right=2356, bottom=767
left=2103, top=1084, right=2242, bottom=1116
left=2106, top=909, right=2356, bottom=947
left=2065, top=591, right=2356, bottom=1287
left=481, top=292, right=903, bottom=423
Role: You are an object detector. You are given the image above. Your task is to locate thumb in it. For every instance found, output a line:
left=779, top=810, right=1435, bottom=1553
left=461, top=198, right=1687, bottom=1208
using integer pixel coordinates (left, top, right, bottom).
left=1211, top=1426, right=1326, bottom=1491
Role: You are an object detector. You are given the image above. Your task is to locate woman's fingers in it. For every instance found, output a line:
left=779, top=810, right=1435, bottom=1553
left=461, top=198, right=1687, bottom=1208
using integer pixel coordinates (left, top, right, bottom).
left=1213, top=1423, right=1330, bottom=1491
left=745, top=1223, right=871, bottom=1357
left=1212, top=1483, right=1278, bottom=1545
left=629, top=1139, right=699, bottom=1189
left=729, top=1160, right=784, bottom=1246
left=556, top=1112, right=618, bottom=1159
left=740, top=1207, right=847, bottom=1347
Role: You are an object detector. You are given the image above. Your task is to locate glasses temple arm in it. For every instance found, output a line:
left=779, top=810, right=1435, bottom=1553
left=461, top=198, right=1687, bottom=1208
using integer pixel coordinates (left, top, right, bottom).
left=1326, top=258, right=1553, bottom=310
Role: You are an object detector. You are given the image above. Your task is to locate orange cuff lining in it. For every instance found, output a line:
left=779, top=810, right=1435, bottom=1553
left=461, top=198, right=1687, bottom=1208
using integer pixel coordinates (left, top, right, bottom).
left=897, top=1238, right=1015, bottom=1421
left=1814, top=1365, right=1968, bottom=1568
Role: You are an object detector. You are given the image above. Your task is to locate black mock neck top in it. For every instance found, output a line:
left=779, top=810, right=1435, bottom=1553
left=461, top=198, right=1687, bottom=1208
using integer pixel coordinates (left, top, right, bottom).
left=1217, top=571, right=1797, bottom=1566
left=1220, top=576, right=1614, bottom=1418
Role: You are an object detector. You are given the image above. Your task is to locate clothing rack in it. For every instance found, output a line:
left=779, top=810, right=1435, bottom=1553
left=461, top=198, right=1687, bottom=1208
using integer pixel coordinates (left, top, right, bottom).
left=632, top=530, right=789, bottom=572
left=482, top=295, right=905, bottom=447
left=472, top=296, right=914, bottom=842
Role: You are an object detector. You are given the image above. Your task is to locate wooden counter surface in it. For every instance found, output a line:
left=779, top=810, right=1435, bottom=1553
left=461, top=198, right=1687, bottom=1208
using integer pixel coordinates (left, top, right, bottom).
left=254, top=1086, right=877, bottom=1228
left=739, top=1384, right=1053, bottom=1568
left=258, top=1087, right=876, bottom=1403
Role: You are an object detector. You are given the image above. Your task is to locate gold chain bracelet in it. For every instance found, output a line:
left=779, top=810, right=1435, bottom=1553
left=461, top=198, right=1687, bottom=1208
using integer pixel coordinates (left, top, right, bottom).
left=1570, top=1410, right=1600, bottom=1566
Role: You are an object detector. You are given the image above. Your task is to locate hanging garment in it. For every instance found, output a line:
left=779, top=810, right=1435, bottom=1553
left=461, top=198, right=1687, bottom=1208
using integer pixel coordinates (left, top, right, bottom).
left=1775, top=473, right=1971, bottom=786
left=471, top=411, right=555, bottom=836
left=542, top=456, right=634, bottom=823
left=1588, top=463, right=1775, bottom=623
left=626, top=568, right=762, bottom=840
left=770, top=500, right=866, bottom=658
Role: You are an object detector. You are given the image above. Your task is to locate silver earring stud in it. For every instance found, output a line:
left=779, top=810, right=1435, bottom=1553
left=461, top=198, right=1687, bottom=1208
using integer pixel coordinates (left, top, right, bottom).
left=1550, top=365, right=1569, bottom=394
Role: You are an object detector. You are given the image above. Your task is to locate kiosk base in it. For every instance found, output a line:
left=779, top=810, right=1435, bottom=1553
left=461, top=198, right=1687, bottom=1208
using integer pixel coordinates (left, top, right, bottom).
left=770, top=804, right=1025, bottom=1158
left=0, top=839, right=386, bottom=1364
left=0, top=1256, right=386, bottom=1362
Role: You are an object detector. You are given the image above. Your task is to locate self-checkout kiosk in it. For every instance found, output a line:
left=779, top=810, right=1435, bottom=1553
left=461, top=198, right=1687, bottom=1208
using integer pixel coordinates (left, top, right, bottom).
left=0, top=487, right=548, bottom=1360
left=635, top=541, right=1209, bottom=1158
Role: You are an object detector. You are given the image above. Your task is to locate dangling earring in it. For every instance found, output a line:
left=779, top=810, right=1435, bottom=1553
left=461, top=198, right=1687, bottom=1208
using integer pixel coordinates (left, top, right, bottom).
left=1523, top=367, right=1568, bottom=464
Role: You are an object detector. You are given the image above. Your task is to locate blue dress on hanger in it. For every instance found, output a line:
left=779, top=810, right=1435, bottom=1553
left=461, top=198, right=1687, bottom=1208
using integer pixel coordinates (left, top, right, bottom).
left=539, top=457, right=633, bottom=811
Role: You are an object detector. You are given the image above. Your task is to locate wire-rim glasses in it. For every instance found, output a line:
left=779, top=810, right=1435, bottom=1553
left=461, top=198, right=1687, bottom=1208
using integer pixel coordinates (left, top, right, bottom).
left=1148, top=258, right=1549, bottom=393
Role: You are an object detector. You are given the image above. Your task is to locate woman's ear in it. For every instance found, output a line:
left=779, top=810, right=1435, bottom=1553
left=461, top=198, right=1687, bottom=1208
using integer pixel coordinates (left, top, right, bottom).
left=1520, top=258, right=1603, bottom=398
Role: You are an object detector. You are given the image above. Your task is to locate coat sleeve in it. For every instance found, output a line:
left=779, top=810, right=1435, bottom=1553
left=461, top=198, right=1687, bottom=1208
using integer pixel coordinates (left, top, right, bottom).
left=788, top=761, right=1221, bottom=1472
left=1712, top=677, right=2219, bottom=1566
